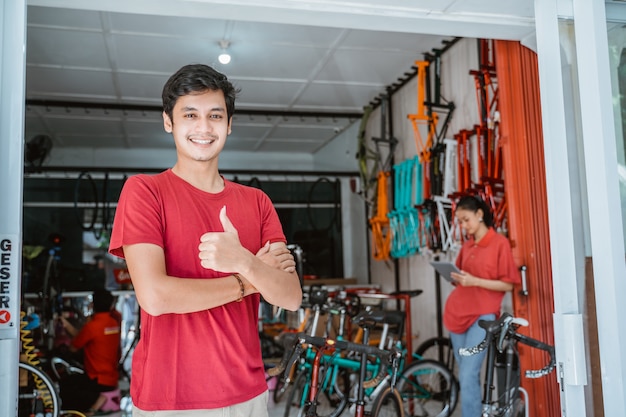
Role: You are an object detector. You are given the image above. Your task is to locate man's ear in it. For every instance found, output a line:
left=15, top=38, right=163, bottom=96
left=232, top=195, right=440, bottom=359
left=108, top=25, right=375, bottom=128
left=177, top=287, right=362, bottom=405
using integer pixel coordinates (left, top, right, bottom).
left=163, top=111, right=173, bottom=133
left=227, top=117, right=232, bottom=135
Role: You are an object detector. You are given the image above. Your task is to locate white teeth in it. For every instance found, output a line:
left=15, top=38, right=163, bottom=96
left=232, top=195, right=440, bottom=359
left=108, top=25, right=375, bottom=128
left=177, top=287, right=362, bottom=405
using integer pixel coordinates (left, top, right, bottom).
left=191, top=139, right=214, bottom=144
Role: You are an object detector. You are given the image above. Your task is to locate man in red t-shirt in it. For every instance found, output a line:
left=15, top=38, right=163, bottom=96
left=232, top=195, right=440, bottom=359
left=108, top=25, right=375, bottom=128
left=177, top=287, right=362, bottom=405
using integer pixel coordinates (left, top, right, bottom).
left=60, top=289, right=121, bottom=414
left=108, top=64, right=302, bottom=416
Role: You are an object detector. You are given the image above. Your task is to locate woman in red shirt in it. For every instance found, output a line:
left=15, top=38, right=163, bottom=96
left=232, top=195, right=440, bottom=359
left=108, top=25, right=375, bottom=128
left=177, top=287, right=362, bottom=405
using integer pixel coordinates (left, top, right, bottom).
left=443, top=196, right=520, bottom=417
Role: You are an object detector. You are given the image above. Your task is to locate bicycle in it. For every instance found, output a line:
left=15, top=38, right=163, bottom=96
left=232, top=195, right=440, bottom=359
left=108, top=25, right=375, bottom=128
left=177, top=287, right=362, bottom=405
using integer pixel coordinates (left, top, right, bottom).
left=323, top=288, right=459, bottom=417
left=271, top=332, right=404, bottom=417
left=270, top=285, right=349, bottom=406
left=459, top=312, right=556, bottom=417
left=276, top=308, right=458, bottom=417
left=352, top=288, right=458, bottom=380
left=354, top=310, right=458, bottom=417
left=19, top=311, right=88, bottom=417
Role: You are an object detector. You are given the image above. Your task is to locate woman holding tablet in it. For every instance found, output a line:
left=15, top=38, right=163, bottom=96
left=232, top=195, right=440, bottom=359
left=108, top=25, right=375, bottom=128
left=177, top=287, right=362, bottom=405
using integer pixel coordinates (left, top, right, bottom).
left=443, top=195, right=520, bottom=417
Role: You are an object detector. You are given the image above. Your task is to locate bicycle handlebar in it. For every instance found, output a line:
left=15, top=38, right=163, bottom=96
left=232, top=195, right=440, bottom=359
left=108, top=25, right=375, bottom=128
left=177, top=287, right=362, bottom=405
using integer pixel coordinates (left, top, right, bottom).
left=458, top=313, right=556, bottom=379
left=512, top=332, right=556, bottom=378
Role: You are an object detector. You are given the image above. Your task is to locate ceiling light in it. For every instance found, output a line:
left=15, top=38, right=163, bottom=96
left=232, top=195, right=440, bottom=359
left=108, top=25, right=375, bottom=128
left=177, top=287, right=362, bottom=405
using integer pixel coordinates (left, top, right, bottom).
left=218, top=40, right=231, bottom=65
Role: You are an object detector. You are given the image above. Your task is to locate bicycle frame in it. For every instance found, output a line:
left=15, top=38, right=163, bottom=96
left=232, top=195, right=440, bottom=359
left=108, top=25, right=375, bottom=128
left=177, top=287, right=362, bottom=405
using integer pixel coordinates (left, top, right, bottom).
left=280, top=316, right=451, bottom=417
left=276, top=333, right=402, bottom=417
left=480, top=334, right=521, bottom=416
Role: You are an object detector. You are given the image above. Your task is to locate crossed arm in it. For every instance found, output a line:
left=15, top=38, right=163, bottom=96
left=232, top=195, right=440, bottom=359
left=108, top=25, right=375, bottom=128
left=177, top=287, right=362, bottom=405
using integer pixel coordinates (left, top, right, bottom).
left=124, top=242, right=301, bottom=316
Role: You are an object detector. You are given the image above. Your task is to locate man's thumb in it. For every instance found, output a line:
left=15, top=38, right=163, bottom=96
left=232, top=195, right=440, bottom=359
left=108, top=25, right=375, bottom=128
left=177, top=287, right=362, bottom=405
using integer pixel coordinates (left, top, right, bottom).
left=220, top=206, right=238, bottom=233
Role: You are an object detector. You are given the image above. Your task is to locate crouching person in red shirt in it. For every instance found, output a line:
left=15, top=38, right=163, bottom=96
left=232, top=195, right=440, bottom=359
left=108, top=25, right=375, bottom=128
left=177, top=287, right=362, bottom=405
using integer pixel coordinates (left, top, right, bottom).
left=60, top=289, right=121, bottom=415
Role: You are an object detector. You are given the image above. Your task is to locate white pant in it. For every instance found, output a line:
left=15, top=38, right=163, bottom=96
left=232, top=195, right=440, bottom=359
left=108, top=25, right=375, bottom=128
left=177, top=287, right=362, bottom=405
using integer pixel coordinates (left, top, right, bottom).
left=132, top=391, right=269, bottom=417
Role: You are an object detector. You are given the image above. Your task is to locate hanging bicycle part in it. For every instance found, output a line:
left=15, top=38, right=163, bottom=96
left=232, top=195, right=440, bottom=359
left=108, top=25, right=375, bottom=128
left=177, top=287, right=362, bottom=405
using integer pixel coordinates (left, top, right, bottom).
left=423, top=49, right=457, bottom=147
left=306, top=177, right=341, bottom=233
left=408, top=61, right=437, bottom=164
left=389, top=157, right=422, bottom=258
left=470, top=38, right=502, bottom=181
left=369, top=171, right=392, bottom=261
left=73, top=171, right=112, bottom=240
left=355, top=105, right=378, bottom=203
left=371, top=94, right=398, bottom=175
left=454, top=128, right=475, bottom=193
left=367, top=95, right=398, bottom=262
left=434, top=196, right=462, bottom=253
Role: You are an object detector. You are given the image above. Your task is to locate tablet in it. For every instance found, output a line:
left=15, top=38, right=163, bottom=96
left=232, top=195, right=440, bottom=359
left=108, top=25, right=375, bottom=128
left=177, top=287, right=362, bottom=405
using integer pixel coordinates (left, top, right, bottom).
left=429, top=261, right=461, bottom=283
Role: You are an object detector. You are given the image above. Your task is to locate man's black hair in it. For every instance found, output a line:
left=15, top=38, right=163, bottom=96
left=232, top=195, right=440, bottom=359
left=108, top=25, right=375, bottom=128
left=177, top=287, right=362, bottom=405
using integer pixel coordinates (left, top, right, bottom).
left=92, top=288, right=114, bottom=313
left=162, top=64, right=239, bottom=122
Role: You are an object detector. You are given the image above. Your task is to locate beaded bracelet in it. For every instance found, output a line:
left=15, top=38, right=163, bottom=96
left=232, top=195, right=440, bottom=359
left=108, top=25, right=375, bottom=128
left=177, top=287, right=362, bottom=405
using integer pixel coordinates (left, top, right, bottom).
left=233, top=273, right=245, bottom=302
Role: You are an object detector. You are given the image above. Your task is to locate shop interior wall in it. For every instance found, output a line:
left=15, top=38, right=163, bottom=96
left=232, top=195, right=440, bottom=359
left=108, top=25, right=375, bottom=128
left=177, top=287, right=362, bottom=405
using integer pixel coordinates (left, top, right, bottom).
left=364, top=37, right=491, bottom=346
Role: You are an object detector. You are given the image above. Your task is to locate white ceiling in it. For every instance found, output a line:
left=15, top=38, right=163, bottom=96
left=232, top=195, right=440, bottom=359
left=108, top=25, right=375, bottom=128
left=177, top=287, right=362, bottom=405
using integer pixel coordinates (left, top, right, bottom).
left=23, top=0, right=536, bottom=167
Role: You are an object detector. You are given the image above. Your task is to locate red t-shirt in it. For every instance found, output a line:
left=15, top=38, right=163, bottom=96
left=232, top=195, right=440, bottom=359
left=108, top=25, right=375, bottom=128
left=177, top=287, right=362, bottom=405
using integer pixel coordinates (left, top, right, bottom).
left=109, top=170, right=286, bottom=411
left=443, top=228, right=520, bottom=334
left=72, top=311, right=121, bottom=387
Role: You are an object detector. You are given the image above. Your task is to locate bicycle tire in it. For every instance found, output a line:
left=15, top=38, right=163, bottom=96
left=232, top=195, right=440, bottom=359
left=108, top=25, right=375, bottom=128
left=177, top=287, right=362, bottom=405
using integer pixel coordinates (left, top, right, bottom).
left=283, top=371, right=308, bottom=417
left=415, top=337, right=457, bottom=378
left=18, top=362, right=61, bottom=417
left=273, top=374, right=288, bottom=404
left=370, top=386, right=404, bottom=417
left=395, top=359, right=458, bottom=417
left=283, top=367, right=348, bottom=417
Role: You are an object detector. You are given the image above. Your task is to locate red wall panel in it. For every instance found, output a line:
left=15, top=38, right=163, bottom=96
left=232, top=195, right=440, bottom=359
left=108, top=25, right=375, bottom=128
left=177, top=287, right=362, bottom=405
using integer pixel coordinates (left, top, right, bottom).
left=495, top=40, right=560, bottom=417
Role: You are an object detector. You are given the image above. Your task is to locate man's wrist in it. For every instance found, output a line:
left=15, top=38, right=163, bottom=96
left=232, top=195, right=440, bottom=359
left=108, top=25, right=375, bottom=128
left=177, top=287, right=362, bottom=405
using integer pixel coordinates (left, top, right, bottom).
left=233, top=274, right=245, bottom=302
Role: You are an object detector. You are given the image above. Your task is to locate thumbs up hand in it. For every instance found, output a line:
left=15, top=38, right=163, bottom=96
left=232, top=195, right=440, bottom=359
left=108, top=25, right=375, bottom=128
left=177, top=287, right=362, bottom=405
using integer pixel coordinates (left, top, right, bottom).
left=198, top=206, right=246, bottom=272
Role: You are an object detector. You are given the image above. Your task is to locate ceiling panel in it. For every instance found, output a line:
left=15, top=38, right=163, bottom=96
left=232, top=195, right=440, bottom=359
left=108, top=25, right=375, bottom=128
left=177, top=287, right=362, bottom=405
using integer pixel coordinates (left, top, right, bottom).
left=26, top=67, right=117, bottom=99
left=227, top=79, right=308, bottom=109
left=22, top=1, right=536, bottom=169
left=27, top=6, right=103, bottom=29
left=112, top=34, right=216, bottom=74
left=27, top=28, right=110, bottom=68
left=114, top=73, right=168, bottom=104
left=296, top=83, right=378, bottom=111
left=107, top=12, right=229, bottom=38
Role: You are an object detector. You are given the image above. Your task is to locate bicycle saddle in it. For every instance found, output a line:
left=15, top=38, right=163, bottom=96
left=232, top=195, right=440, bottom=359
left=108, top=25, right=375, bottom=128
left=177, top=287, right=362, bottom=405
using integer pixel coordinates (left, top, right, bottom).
left=478, top=312, right=529, bottom=334
left=352, top=309, right=405, bottom=329
left=389, top=289, right=423, bottom=298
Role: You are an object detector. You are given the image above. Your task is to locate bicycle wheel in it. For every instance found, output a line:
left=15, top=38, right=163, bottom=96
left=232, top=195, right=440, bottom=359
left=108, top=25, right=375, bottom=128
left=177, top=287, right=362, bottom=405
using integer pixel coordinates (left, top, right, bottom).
left=273, top=373, right=289, bottom=404
left=18, top=362, right=61, bottom=417
left=283, top=367, right=348, bottom=417
left=283, top=370, right=307, bottom=417
left=396, top=359, right=458, bottom=417
left=415, top=337, right=457, bottom=378
left=370, top=386, right=404, bottom=417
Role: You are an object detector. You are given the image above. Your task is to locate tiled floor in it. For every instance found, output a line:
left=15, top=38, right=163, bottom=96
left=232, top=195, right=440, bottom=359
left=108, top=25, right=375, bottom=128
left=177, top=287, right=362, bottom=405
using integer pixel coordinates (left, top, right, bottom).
left=266, top=383, right=462, bottom=417
left=104, top=391, right=461, bottom=417
left=106, top=378, right=462, bottom=416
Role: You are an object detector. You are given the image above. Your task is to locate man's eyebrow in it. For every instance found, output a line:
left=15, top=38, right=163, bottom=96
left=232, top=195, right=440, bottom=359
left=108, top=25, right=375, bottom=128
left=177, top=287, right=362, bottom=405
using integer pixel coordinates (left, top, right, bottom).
left=179, top=106, right=225, bottom=112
